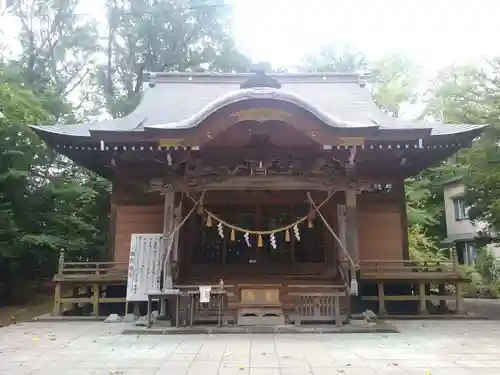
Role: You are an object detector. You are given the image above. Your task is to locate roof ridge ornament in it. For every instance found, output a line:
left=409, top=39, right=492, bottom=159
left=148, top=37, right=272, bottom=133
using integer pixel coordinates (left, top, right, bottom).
left=241, top=70, right=282, bottom=89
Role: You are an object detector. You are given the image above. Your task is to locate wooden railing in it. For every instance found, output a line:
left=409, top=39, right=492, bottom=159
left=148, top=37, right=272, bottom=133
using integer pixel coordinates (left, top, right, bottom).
left=55, top=249, right=128, bottom=281
left=359, top=249, right=462, bottom=281
left=361, top=260, right=454, bottom=272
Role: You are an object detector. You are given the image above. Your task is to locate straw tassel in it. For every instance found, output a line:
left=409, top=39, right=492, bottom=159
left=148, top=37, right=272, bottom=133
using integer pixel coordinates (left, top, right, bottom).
left=257, top=234, right=263, bottom=248
left=230, top=228, right=235, bottom=242
left=308, top=219, right=313, bottom=228
left=350, top=277, right=359, bottom=296
left=285, top=229, right=290, bottom=242
left=206, top=214, right=212, bottom=227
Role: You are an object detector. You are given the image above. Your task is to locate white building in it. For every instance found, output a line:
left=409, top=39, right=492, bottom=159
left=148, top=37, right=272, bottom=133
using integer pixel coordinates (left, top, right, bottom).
left=443, top=177, right=500, bottom=265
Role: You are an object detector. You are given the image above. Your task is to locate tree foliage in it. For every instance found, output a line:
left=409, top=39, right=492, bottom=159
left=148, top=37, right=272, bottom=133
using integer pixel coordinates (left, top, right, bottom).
left=372, top=54, right=420, bottom=118
left=10, top=0, right=101, bottom=120
left=422, top=58, right=500, bottom=233
left=99, top=0, right=253, bottom=118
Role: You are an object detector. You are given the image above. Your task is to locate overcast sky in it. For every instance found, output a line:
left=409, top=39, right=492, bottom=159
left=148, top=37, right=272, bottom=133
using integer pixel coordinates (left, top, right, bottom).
left=231, top=0, right=499, bottom=69
left=3, top=0, right=499, bottom=71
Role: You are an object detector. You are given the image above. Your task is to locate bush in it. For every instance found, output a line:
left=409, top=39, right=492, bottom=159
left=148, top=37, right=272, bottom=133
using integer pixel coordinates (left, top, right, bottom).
left=461, top=247, right=500, bottom=298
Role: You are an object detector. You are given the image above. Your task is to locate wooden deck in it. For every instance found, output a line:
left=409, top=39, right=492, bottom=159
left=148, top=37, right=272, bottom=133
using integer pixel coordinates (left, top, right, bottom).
left=358, top=252, right=468, bottom=315
left=52, top=251, right=127, bottom=316
left=50, top=248, right=470, bottom=319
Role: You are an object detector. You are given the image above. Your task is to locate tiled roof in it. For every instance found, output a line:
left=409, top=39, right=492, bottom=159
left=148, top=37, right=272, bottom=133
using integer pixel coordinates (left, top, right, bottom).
left=31, top=72, right=486, bottom=139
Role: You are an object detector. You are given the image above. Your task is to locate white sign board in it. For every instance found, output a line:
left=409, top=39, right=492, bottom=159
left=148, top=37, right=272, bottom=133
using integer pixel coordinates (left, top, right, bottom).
left=126, top=234, right=164, bottom=302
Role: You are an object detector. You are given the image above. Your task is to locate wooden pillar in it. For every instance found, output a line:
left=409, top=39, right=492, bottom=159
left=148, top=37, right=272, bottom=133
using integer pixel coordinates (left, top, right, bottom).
left=108, top=204, right=117, bottom=261
left=172, top=201, right=183, bottom=274
left=455, top=283, right=463, bottom=314
left=452, top=246, right=458, bottom=272
left=345, top=189, right=359, bottom=263
left=58, top=249, right=65, bottom=277
left=162, top=186, right=175, bottom=290
left=438, top=284, right=446, bottom=312
left=53, top=283, right=62, bottom=316
left=418, top=282, right=427, bottom=314
left=91, top=284, right=100, bottom=316
left=53, top=249, right=65, bottom=316
left=334, top=296, right=342, bottom=327
left=345, top=189, right=362, bottom=314
left=377, top=282, right=386, bottom=315
left=336, top=204, right=347, bottom=257
left=396, top=182, right=410, bottom=260
left=71, top=287, right=79, bottom=312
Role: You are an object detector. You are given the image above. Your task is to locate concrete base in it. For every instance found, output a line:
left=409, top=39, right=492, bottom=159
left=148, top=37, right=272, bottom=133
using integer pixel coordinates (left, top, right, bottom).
left=33, top=314, right=107, bottom=322
left=122, top=321, right=399, bottom=335
left=375, top=313, right=488, bottom=320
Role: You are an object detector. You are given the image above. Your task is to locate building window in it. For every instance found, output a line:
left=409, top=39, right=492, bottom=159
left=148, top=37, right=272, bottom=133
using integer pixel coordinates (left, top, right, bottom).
left=453, top=198, right=467, bottom=221
left=465, top=242, right=477, bottom=266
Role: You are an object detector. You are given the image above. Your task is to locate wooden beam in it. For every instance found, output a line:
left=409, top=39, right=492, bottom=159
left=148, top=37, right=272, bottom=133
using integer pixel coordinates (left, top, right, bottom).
left=180, top=176, right=334, bottom=191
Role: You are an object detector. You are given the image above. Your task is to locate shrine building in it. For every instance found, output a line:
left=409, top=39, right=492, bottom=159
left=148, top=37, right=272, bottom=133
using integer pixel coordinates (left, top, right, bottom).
left=31, top=71, right=485, bottom=326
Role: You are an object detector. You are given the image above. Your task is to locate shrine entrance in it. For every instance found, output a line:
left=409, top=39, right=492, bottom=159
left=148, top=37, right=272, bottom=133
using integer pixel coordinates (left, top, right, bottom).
left=185, top=192, right=332, bottom=283
left=177, top=190, right=347, bottom=325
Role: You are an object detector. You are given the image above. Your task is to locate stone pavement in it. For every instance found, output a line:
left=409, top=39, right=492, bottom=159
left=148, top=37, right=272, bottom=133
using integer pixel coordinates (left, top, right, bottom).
left=2, top=320, right=500, bottom=375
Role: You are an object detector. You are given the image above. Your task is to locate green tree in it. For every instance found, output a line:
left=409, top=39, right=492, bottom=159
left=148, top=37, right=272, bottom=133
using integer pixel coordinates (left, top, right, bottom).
left=421, top=59, right=500, bottom=232
left=372, top=54, right=420, bottom=118
left=100, top=0, right=253, bottom=118
left=7, top=0, right=100, bottom=120
left=0, top=1, right=111, bottom=300
left=0, top=80, right=110, bottom=300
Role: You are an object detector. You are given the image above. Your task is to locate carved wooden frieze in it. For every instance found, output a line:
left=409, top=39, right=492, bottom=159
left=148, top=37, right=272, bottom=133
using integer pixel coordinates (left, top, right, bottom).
left=183, top=156, right=347, bottom=188
left=116, top=152, right=395, bottom=193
